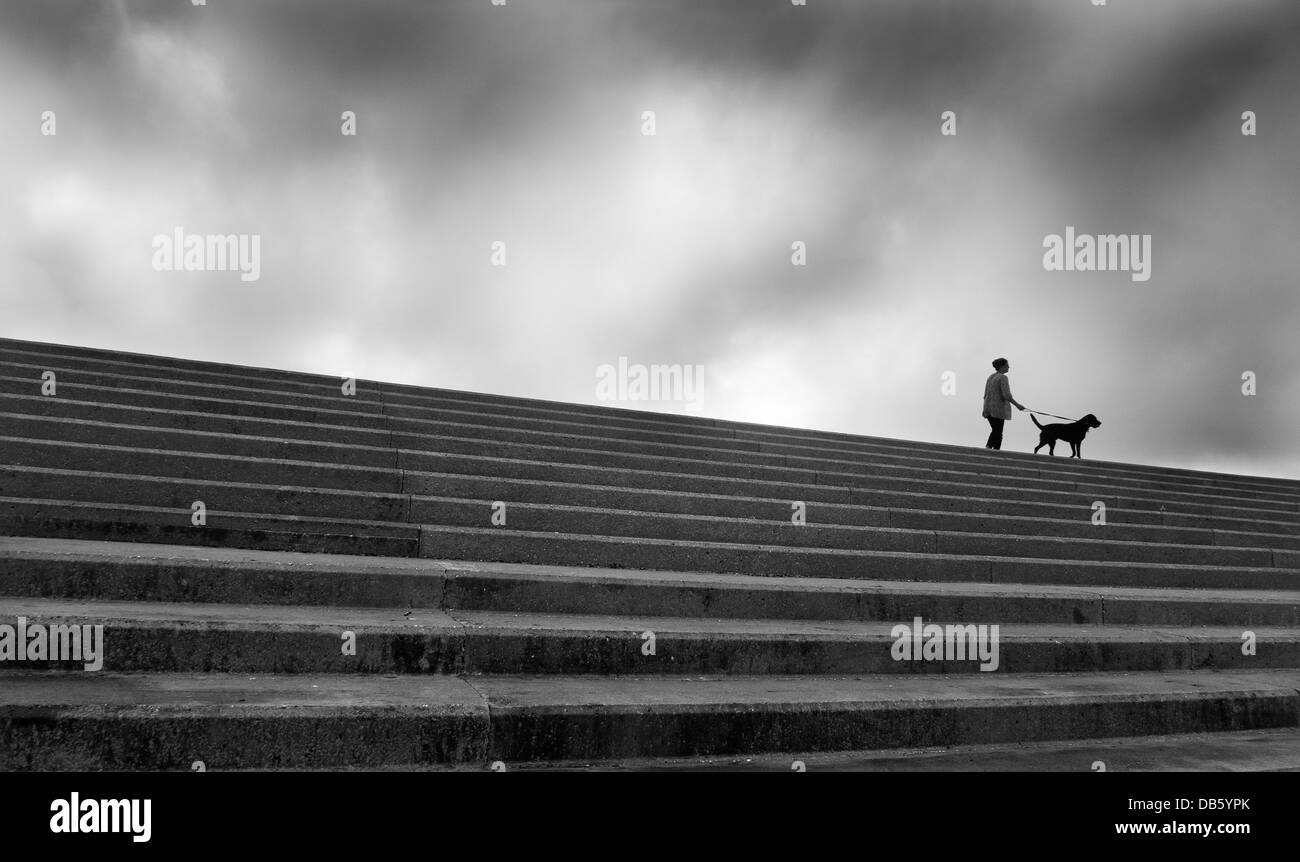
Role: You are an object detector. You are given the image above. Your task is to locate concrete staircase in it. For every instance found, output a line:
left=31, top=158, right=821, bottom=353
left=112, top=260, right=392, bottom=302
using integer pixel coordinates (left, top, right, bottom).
left=1, top=336, right=1298, bottom=770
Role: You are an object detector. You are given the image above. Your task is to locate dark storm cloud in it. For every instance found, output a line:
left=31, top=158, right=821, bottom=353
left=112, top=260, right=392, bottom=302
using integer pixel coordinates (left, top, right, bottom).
left=1063, top=9, right=1299, bottom=147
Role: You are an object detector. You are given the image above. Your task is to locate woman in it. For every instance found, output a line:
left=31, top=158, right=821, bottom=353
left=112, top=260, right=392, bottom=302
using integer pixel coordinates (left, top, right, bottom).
left=982, top=357, right=1025, bottom=450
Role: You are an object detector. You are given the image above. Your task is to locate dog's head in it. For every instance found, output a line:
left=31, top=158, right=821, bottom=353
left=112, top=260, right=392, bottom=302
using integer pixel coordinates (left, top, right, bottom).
left=1081, top=414, right=1102, bottom=429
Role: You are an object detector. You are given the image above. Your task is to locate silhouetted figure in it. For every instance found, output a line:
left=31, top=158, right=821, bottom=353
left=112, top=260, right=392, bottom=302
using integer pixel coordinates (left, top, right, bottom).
left=982, top=357, right=1025, bottom=450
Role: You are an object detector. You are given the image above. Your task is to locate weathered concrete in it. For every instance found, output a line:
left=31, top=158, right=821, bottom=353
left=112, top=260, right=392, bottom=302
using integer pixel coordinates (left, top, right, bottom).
left=417, top=525, right=1300, bottom=589
left=0, top=437, right=402, bottom=493
left=0, top=536, right=444, bottom=606
left=8, top=596, right=1299, bottom=675
left=3, top=536, right=1297, bottom=625
left=6, top=338, right=1297, bottom=496
left=0, top=413, right=397, bottom=468
left=0, top=671, right=488, bottom=770
left=407, top=496, right=1277, bottom=566
left=0, top=499, right=417, bottom=557
left=505, top=727, right=1300, bottom=771
left=2, top=466, right=409, bottom=523
left=0, top=358, right=386, bottom=412
left=3, top=393, right=392, bottom=445
left=3, top=338, right=1300, bottom=770
left=474, top=670, right=1300, bottom=761
left=2, top=669, right=1297, bottom=768
left=0, top=376, right=390, bottom=429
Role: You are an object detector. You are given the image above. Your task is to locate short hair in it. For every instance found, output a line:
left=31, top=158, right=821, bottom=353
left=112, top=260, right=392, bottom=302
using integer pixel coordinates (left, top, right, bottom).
left=992, top=357, right=1008, bottom=370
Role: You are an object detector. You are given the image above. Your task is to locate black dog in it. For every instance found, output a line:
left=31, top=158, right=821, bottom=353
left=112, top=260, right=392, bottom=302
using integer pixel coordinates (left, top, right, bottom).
left=1031, top=413, right=1102, bottom=458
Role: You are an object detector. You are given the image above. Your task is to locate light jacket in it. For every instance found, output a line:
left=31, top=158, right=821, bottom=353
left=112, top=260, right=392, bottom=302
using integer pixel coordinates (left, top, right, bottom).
left=982, top=372, right=1014, bottom=420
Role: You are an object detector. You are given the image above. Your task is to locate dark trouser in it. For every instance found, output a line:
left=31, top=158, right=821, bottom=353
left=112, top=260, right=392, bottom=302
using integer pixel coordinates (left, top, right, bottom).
left=985, top=416, right=1005, bottom=450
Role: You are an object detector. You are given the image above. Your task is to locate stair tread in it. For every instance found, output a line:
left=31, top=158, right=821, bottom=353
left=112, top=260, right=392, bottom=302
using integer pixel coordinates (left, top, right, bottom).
left=3, top=595, right=1299, bottom=641
left=6, top=339, right=1297, bottom=491
left=3, top=535, right=1297, bottom=601
left=7, top=414, right=1297, bottom=513
left=13, top=464, right=1300, bottom=536
left=508, top=727, right=1300, bottom=772
left=9, top=394, right=1300, bottom=504
left=2, top=668, right=1298, bottom=708
left=420, top=524, right=1300, bottom=571
left=0, top=669, right=484, bottom=708
left=465, top=669, right=1300, bottom=707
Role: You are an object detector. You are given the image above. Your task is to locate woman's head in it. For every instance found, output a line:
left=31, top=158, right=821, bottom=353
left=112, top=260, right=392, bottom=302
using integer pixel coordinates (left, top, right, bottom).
left=992, top=358, right=1009, bottom=372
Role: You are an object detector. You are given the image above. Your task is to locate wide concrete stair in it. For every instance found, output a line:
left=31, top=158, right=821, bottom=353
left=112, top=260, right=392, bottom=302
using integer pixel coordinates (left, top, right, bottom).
left=1, top=336, right=1298, bottom=770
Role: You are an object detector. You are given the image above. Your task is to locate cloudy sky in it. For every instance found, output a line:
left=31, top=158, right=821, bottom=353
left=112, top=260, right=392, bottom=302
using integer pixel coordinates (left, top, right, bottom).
left=2, top=0, right=1298, bottom=478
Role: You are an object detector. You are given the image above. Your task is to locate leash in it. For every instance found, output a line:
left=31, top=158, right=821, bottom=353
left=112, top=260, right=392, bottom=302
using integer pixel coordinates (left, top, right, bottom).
left=1025, top=408, right=1078, bottom=422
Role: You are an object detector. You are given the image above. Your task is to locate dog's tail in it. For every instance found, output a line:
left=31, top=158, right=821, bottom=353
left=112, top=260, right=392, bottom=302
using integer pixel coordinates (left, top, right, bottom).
left=1030, top=413, right=1044, bottom=430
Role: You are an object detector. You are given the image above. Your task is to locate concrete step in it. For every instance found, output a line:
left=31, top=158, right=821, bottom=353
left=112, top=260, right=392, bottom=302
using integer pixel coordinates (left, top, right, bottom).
left=413, top=441, right=1295, bottom=515
left=11, top=431, right=1298, bottom=537
left=2, top=391, right=394, bottom=444
left=12, top=440, right=1296, bottom=548
left=404, top=496, right=1287, bottom=567
left=0, top=437, right=402, bottom=493
left=5, top=338, right=1298, bottom=770
left=0, top=339, right=366, bottom=390
left=391, top=404, right=1300, bottom=505
left=0, top=670, right=486, bottom=769
left=5, top=405, right=1297, bottom=516
left=458, top=670, right=1300, bottom=763
left=380, top=386, right=1300, bottom=495
left=418, top=525, right=1300, bottom=589
left=12, top=465, right=1299, bottom=556
left=1, top=466, right=410, bottom=523
left=0, top=357, right=386, bottom=415
left=0, top=350, right=386, bottom=407
left=404, top=468, right=1300, bottom=536
left=511, top=727, right=1300, bottom=771
left=9, top=449, right=1297, bottom=546
left=4, top=669, right=1295, bottom=768
left=9, top=463, right=1297, bottom=567
left=379, top=388, right=1300, bottom=496
left=4, top=538, right=1296, bottom=626
left=400, top=446, right=1300, bottom=518
left=5, top=495, right=1298, bottom=582
left=0, top=376, right=391, bottom=431
left=2, top=596, right=1297, bottom=675
left=391, top=412, right=1300, bottom=505
left=9, top=382, right=1300, bottom=509
left=7, top=339, right=1298, bottom=500
left=0, top=414, right=399, bottom=470
left=0, top=498, right=418, bottom=557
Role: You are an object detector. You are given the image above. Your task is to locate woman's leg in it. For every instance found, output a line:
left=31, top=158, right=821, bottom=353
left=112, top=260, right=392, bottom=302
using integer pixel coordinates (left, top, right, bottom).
left=985, top=417, right=1004, bottom=449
